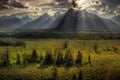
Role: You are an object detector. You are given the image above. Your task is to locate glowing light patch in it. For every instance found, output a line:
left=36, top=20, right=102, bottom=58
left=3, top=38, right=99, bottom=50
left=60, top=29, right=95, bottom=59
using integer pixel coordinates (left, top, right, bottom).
left=76, top=0, right=86, bottom=5
left=74, top=0, right=102, bottom=10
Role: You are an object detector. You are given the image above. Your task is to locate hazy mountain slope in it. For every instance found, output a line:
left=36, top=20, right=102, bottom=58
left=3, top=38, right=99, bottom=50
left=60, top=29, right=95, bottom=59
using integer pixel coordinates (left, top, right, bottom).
left=55, top=8, right=120, bottom=30
left=17, top=8, right=120, bottom=31
left=18, top=12, right=63, bottom=30
left=0, top=15, right=32, bottom=30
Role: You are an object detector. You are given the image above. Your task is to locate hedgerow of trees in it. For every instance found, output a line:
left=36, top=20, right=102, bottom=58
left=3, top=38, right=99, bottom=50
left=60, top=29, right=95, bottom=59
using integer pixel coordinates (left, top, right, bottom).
left=0, top=48, right=85, bottom=67
left=9, top=32, right=120, bottom=40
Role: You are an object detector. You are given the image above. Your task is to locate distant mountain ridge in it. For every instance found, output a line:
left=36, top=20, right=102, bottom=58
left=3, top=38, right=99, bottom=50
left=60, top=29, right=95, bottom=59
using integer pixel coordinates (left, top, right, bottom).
left=18, top=12, right=63, bottom=30
left=0, top=8, right=120, bottom=31
left=0, top=15, right=32, bottom=30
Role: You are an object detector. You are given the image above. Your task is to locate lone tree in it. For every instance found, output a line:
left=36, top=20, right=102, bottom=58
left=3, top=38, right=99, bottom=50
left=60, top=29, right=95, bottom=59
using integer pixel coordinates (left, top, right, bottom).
left=63, top=40, right=68, bottom=49
left=3, top=49, right=10, bottom=66
left=16, top=53, right=21, bottom=65
left=75, top=51, right=82, bottom=66
left=44, top=50, right=54, bottom=65
left=88, top=54, right=92, bottom=65
left=55, top=50, right=64, bottom=66
left=31, top=49, right=38, bottom=63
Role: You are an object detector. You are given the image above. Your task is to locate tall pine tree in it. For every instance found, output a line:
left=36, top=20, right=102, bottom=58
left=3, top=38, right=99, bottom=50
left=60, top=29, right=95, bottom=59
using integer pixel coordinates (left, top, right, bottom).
left=55, top=50, right=64, bottom=66
left=63, top=41, right=68, bottom=49
left=65, top=50, right=74, bottom=67
left=3, top=49, right=10, bottom=66
left=88, top=54, right=92, bottom=65
left=75, top=51, right=82, bottom=66
left=31, top=49, right=38, bottom=63
left=44, top=50, right=54, bottom=65
left=16, top=53, right=21, bottom=65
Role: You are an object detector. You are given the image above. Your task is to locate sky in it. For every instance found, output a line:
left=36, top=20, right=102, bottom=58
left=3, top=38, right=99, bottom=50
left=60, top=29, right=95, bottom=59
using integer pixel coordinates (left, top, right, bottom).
left=0, top=0, right=120, bottom=18
left=0, top=0, right=120, bottom=31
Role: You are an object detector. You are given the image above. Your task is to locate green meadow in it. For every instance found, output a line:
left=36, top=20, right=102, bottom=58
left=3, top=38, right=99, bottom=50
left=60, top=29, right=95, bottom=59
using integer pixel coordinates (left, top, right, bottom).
left=0, top=39, right=120, bottom=80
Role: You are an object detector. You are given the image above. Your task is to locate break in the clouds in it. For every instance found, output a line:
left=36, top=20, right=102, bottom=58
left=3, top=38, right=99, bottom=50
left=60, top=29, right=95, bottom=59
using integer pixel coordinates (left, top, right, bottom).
left=0, top=0, right=120, bottom=18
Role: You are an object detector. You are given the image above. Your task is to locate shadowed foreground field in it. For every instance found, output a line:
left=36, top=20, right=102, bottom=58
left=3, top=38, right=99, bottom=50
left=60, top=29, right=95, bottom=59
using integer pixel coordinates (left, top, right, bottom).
left=0, top=39, right=120, bottom=80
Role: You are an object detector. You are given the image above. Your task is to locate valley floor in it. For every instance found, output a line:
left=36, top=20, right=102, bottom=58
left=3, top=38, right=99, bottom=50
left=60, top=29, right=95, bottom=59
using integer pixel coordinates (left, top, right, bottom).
left=0, top=39, right=120, bottom=80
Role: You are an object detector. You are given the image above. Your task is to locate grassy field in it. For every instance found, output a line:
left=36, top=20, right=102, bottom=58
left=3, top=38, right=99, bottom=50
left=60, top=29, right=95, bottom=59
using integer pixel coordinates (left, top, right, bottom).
left=0, top=39, right=120, bottom=80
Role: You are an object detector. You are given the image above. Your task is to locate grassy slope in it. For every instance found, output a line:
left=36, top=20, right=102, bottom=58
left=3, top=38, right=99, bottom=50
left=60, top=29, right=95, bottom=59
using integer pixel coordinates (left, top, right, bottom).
left=0, top=39, right=120, bottom=66
left=0, top=39, right=120, bottom=80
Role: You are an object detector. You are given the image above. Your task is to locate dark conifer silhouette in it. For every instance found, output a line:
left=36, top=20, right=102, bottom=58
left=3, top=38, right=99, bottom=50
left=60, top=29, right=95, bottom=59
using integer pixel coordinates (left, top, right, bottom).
left=3, top=49, right=10, bottom=66
left=22, top=53, right=29, bottom=65
left=55, top=50, right=64, bottom=66
left=88, top=54, right=92, bottom=65
left=44, top=50, right=54, bottom=65
left=16, top=54, right=21, bottom=65
left=31, top=49, right=38, bottom=63
left=63, top=41, right=68, bottom=49
left=65, top=50, right=74, bottom=67
left=75, top=51, right=82, bottom=66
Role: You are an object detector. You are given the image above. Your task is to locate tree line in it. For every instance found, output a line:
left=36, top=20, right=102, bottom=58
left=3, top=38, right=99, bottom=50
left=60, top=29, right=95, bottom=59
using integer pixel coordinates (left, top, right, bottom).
left=0, top=48, right=92, bottom=67
left=0, top=40, right=26, bottom=47
left=1, top=32, right=120, bottom=40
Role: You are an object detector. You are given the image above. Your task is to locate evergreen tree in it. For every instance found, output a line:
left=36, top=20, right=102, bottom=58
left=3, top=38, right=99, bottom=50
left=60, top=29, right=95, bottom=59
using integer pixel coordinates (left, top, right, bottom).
left=16, top=54, right=21, bottom=65
left=65, top=50, right=74, bottom=67
left=63, top=41, right=68, bottom=49
left=78, top=69, right=83, bottom=80
left=64, top=50, right=69, bottom=63
left=88, top=54, right=92, bottom=65
left=44, top=50, right=54, bottom=65
left=22, top=53, right=29, bottom=65
left=55, top=51, right=64, bottom=66
left=3, top=49, right=10, bottom=66
left=31, top=49, right=38, bottom=63
left=75, top=51, right=82, bottom=66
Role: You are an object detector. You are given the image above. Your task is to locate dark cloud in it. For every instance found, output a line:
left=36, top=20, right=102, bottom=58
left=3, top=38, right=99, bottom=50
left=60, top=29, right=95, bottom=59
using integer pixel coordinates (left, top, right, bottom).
left=101, top=0, right=120, bottom=7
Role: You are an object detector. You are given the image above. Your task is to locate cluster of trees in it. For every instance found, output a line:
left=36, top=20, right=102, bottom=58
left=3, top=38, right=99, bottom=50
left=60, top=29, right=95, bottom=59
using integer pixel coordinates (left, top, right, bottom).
left=93, top=44, right=120, bottom=54
left=1, top=49, right=10, bottom=66
left=0, top=49, right=42, bottom=66
left=43, top=49, right=85, bottom=67
left=0, top=49, right=92, bottom=67
left=0, top=40, right=26, bottom=47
